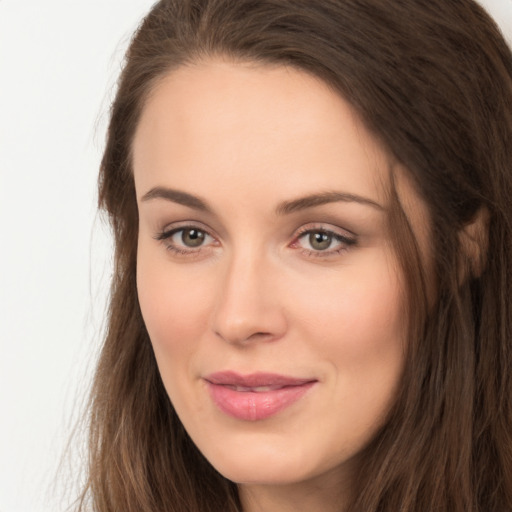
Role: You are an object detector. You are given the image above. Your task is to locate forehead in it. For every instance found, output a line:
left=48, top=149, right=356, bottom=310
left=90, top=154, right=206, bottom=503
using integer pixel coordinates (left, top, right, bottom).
left=132, top=59, right=393, bottom=207
left=132, top=58, right=431, bottom=271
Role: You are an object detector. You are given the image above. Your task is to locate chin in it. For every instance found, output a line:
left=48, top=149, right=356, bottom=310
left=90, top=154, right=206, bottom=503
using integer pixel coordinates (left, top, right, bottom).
left=215, top=459, right=310, bottom=486
left=196, top=431, right=341, bottom=486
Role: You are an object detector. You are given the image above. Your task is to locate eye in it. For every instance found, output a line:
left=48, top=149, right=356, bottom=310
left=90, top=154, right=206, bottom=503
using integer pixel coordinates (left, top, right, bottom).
left=306, top=231, right=336, bottom=251
left=155, top=225, right=216, bottom=255
left=292, top=226, right=356, bottom=257
left=176, top=228, right=207, bottom=247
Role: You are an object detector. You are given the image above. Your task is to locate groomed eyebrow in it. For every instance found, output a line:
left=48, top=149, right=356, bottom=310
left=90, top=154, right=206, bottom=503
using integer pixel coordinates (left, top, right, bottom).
left=141, top=187, right=212, bottom=213
left=275, top=191, right=384, bottom=215
left=140, top=186, right=384, bottom=214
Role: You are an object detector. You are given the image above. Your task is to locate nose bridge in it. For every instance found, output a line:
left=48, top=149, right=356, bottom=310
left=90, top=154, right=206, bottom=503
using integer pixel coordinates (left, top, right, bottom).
left=211, top=243, right=286, bottom=344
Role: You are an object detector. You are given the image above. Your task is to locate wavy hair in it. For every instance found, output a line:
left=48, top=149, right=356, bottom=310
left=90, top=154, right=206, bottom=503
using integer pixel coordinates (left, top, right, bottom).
left=78, top=1, right=512, bottom=510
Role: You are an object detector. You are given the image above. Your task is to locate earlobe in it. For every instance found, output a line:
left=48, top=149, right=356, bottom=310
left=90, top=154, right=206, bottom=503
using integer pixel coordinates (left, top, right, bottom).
left=458, top=207, right=489, bottom=280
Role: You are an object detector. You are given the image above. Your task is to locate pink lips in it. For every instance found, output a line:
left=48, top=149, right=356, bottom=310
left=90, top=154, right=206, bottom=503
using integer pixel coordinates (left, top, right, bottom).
left=204, top=371, right=317, bottom=421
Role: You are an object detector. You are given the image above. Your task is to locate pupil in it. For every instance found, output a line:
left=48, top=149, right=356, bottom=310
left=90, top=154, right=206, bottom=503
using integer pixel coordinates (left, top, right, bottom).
left=182, top=229, right=205, bottom=247
left=310, top=231, right=331, bottom=250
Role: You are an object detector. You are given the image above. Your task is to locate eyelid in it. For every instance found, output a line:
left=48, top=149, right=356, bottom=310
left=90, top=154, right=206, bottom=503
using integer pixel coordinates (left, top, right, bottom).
left=154, top=221, right=219, bottom=255
left=293, top=222, right=356, bottom=239
left=155, top=219, right=216, bottom=240
left=290, top=223, right=357, bottom=256
left=153, top=220, right=356, bottom=259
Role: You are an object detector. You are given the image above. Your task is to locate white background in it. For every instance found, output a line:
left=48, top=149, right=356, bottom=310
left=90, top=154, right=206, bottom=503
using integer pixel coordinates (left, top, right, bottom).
left=1, top=1, right=511, bottom=511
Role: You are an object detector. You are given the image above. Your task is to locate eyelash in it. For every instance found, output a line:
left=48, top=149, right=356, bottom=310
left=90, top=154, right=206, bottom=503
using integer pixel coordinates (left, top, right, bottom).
left=291, top=225, right=357, bottom=258
left=154, top=224, right=357, bottom=258
left=154, top=225, right=216, bottom=257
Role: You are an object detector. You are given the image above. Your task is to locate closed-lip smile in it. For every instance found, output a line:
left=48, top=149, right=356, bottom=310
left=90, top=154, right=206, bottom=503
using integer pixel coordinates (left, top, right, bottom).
left=204, top=371, right=317, bottom=421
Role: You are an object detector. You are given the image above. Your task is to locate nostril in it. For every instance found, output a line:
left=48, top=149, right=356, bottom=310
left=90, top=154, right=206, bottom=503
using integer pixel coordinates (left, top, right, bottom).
left=210, top=268, right=288, bottom=344
left=246, top=331, right=273, bottom=342
left=214, top=329, right=278, bottom=345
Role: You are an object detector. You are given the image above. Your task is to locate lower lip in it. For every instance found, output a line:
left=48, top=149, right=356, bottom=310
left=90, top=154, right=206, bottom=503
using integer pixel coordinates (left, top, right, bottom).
left=205, top=381, right=316, bottom=421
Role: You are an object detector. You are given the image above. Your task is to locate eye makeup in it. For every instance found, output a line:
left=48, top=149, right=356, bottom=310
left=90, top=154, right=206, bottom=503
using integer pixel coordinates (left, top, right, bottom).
left=291, top=225, right=357, bottom=258
left=154, top=220, right=358, bottom=261
left=154, top=223, right=218, bottom=257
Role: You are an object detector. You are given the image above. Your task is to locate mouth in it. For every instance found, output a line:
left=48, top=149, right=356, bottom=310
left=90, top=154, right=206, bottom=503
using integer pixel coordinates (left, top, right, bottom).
left=204, top=371, right=317, bottom=421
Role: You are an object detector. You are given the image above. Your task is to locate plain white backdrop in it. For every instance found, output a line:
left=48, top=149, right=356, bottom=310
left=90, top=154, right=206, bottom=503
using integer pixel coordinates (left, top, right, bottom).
left=0, top=1, right=511, bottom=511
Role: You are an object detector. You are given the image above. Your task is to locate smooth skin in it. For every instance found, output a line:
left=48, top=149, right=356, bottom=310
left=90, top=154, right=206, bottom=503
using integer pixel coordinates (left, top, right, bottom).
left=133, top=59, right=426, bottom=512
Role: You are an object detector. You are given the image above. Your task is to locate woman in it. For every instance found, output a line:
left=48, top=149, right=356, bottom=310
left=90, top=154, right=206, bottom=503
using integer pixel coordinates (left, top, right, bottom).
left=79, top=0, right=512, bottom=511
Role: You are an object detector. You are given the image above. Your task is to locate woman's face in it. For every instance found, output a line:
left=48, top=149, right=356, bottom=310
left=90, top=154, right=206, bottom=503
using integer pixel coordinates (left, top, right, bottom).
left=133, top=60, right=423, bottom=494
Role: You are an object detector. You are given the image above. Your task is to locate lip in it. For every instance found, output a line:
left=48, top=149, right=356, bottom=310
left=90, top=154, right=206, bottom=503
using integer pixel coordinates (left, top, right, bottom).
left=204, top=371, right=317, bottom=421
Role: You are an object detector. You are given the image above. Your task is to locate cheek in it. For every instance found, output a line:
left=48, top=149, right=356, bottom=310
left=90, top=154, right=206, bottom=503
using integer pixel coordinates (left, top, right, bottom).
left=292, top=252, right=404, bottom=355
left=136, top=247, right=214, bottom=365
left=288, top=252, right=405, bottom=421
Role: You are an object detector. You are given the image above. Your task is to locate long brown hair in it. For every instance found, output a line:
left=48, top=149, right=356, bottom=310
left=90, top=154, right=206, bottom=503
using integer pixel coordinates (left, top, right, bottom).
left=78, top=1, right=512, bottom=510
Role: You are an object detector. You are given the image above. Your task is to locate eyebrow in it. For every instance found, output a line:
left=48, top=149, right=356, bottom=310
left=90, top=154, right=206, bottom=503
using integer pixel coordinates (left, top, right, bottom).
left=275, top=191, right=384, bottom=215
left=141, top=187, right=212, bottom=212
left=140, top=186, right=384, bottom=214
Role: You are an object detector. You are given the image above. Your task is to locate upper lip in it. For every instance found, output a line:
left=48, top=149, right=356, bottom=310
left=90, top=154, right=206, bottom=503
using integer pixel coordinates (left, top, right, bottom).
left=204, top=371, right=317, bottom=388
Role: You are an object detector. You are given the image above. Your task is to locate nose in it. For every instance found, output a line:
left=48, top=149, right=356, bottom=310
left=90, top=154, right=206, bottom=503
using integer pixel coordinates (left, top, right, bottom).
left=211, top=251, right=287, bottom=345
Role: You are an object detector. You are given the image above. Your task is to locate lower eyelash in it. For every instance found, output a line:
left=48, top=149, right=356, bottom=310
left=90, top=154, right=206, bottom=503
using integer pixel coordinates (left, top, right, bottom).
left=164, top=244, right=193, bottom=255
left=298, top=241, right=353, bottom=259
left=154, top=227, right=213, bottom=256
left=296, top=229, right=357, bottom=254
left=154, top=230, right=178, bottom=251
left=153, top=226, right=355, bottom=257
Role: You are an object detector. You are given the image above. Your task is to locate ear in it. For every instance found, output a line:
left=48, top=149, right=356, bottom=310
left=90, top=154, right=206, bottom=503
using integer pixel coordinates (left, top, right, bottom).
left=458, top=207, right=489, bottom=280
